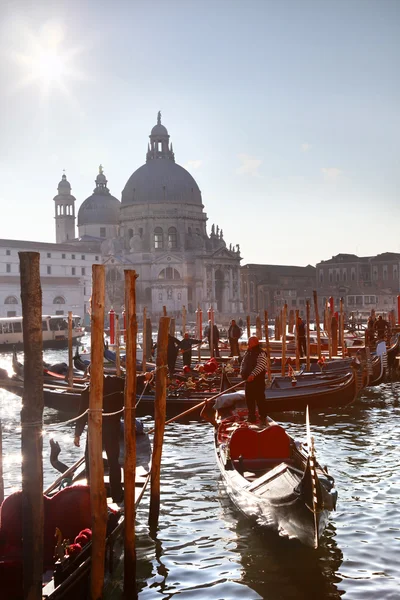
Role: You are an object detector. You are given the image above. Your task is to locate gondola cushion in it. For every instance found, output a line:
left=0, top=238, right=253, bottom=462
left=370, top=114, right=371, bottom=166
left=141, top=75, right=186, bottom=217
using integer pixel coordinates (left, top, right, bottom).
left=229, top=425, right=291, bottom=460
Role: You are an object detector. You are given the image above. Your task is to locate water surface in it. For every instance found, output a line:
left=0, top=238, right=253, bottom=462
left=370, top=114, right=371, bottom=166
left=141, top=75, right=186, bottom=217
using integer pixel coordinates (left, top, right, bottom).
left=1, top=349, right=399, bottom=599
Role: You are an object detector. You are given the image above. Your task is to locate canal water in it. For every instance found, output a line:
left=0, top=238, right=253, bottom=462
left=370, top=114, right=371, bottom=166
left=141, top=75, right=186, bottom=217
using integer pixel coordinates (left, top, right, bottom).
left=1, top=348, right=399, bottom=599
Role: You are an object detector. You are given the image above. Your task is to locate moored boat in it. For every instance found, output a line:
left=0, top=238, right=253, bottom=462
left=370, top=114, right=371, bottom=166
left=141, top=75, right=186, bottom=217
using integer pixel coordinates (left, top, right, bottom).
left=0, top=315, right=84, bottom=351
left=0, top=428, right=151, bottom=600
left=214, top=409, right=337, bottom=548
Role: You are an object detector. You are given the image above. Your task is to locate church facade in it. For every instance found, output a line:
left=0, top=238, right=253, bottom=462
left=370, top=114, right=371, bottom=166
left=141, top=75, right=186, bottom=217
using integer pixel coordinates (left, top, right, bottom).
left=55, top=113, right=243, bottom=319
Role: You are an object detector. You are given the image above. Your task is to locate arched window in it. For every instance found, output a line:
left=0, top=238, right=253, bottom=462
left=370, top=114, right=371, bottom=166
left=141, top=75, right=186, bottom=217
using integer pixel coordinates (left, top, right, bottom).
left=4, top=295, right=18, bottom=304
left=168, top=227, right=177, bottom=249
left=106, top=268, right=122, bottom=283
left=128, top=228, right=133, bottom=239
left=154, top=227, right=163, bottom=249
left=158, top=268, right=181, bottom=280
left=53, top=296, right=66, bottom=304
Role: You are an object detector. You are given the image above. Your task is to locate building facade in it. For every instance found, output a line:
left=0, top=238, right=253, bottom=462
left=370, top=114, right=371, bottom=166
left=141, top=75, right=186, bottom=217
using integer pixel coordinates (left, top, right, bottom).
left=54, top=113, right=243, bottom=319
left=0, top=239, right=99, bottom=319
left=240, top=263, right=316, bottom=318
left=316, top=253, right=400, bottom=317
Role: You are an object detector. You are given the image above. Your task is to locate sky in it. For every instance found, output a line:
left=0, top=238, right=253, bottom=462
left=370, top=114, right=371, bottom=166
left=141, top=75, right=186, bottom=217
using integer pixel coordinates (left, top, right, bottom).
left=0, top=0, right=399, bottom=266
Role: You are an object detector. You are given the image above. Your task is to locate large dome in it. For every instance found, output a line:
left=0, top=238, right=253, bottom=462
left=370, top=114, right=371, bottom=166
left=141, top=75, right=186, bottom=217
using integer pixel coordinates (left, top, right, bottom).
left=78, top=168, right=120, bottom=226
left=121, top=159, right=202, bottom=206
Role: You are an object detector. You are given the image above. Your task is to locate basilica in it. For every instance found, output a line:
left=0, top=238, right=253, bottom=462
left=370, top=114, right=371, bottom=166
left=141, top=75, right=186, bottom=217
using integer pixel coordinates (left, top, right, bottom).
left=54, top=113, right=243, bottom=318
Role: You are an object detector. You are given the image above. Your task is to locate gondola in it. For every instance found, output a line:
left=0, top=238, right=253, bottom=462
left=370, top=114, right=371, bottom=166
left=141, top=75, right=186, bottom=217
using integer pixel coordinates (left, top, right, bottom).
left=0, top=428, right=151, bottom=600
left=214, top=408, right=337, bottom=548
left=214, top=366, right=363, bottom=415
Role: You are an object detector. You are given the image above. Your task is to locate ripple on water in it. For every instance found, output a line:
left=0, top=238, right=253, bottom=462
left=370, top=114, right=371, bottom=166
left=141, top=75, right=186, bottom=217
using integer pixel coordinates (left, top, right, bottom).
left=1, top=351, right=400, bottom=598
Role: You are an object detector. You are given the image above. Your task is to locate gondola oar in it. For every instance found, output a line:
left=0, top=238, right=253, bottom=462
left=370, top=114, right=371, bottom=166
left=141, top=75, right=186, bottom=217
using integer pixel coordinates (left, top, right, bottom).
left=306, top=405, right=319, bottom=549
left=147, top=379, right=245, bottom=434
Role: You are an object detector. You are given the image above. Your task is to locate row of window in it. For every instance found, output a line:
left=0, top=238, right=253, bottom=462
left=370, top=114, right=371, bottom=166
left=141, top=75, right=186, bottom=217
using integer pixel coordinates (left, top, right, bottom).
left=4, top=295, right=66, bottom=305
left=4, top=250, right=99, bottom=261
left=5, top=264, right=88, bottom=276
left=320, top=265, right=398, bottom=283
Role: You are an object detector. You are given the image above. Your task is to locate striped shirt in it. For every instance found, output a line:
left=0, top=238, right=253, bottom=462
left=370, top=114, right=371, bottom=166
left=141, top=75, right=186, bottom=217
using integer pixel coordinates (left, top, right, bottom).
left=250, top=350, right=267, bottom=378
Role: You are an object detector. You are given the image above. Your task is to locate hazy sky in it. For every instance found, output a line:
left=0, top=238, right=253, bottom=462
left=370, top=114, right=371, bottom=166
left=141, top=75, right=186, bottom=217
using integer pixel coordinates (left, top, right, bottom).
left=0, top=0, right=399, bottom=266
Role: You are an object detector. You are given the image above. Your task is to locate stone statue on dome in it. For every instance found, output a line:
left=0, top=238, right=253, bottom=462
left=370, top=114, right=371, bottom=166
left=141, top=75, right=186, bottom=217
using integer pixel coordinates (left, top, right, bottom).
left=99, top=164, right=103, bottom=175
left=157, top=111, right=161, bottom=125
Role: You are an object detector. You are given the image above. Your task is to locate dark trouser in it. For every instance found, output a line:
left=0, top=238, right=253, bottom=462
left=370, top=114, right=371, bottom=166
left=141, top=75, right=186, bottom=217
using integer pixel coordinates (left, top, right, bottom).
left=85, top=419, right=123, bottom=503
left=182, top=351, right=192, bottom=368
left=209, top=340, right=220, bottom=357
left=299, top=336, right=307, bottom=356
left=168, top=349, right=178, bottom=374
left=229, top=338, right=240, bottom=357
left=245, top=377, right=267, bottom=420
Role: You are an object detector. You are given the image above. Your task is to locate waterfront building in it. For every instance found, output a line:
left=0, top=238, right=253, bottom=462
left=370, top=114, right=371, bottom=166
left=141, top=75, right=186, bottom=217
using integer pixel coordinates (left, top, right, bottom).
left=0, top=238, right=99, bottom=319
left=316, top=253, right=400, bottom=318
left=240, top=263, right=316, bottom=319
left=52, top=113, right=242, bottom=320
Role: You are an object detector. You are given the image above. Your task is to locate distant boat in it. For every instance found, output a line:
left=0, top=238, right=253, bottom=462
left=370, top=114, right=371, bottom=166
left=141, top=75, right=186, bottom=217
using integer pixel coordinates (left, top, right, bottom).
left=0, top=315, right=84, bottom=351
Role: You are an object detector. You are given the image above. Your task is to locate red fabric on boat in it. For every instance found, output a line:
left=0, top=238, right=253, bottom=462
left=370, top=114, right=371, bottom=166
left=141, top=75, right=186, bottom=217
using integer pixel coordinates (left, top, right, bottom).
left=229, top=428, right=259, bottom=459
left=0, top=485, right=91, bottom=569
left=258, top=425, right=291, bottom=459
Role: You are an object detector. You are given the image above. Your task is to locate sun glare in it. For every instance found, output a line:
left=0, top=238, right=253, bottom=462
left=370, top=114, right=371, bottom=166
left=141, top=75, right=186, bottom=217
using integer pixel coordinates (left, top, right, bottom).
left=33, top=48, right=67, bottom=84
left=12, top=22, right=84, bottom=99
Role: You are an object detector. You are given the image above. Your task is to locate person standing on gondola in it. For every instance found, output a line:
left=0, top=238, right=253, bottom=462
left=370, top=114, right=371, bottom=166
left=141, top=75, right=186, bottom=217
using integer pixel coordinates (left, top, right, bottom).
left=228, top=319, right=242, bottom=358
left=167, top=334, right=181, bottom=374
left=74, top=373, right=151, bottom=504
left=179, top=332, right=202, bottom=369
left=240, top=336, right=267, bottom=424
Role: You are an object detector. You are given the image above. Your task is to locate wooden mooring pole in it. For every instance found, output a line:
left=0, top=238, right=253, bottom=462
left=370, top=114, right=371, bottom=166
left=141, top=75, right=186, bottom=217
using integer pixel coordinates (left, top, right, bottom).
left=149, top=316, right=170, bottom=530
left=146, top=317, right=153, bottom=362
left=295, top=309, right=300, bottom=371
left=197, top=305, right=202, bottom=363
left=281, top=304, right=287, bottom=377
left=340, top=298, right=345, bottom=357
left=19, top=251, right=44, bottom=600
left=124, top=270, right=138, bottom=596
left=142, top=307, right=147, bottom=373
left=255, top=315, right=262, bottom=339
left=246, top=315, right=251, bottom=339
left=264, top=310, right=271, bottom=381
left=313, top=290, right=322, bottom=359
left=115, top=315, right=121, bottom=377
left=182, top=305, right=187, bottom=335
left=0, top=419, right=3, bottom=504
left=306, top=300, right=311, bottom=372
left=68, top=310, right=73, bottom=388
left=89, top=264, right=107, bottom=600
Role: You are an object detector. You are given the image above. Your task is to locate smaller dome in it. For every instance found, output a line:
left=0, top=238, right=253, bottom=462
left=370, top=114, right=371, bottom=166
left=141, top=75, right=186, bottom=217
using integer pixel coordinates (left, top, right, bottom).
left=57, top=173, right=71, bottom=193
left=151, top=123, right=168, bottom=137
left=78, top=167, right=120, bottom=226
left=78, top=192, right=120, bottom=226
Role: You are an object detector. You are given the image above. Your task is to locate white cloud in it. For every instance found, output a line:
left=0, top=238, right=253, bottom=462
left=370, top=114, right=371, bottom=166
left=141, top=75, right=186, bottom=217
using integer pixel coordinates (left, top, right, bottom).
left=185, top=159, right=202, bottom=170
left=237, top=154, right=262, bottom=177
left=301, top=143, right=311, bottom=152
left=321, top=167, right=342, bottom=180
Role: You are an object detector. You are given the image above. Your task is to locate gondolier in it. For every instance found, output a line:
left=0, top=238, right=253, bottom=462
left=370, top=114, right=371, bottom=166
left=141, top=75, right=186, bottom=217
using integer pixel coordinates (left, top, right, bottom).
left=240, top=335, right=267, bottom=423
left=74, top=373, right=151, bottom=503
left=179, top=332, right=202, bottom=368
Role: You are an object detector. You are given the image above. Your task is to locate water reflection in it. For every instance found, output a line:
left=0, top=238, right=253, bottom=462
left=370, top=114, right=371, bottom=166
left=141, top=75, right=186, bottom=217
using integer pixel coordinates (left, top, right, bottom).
left=220, top=493, right=343, bottom=600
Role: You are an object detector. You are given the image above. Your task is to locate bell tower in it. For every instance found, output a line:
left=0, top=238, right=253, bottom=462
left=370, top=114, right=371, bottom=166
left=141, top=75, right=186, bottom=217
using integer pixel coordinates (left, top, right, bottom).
left=54, top=172, right=76, bottom=243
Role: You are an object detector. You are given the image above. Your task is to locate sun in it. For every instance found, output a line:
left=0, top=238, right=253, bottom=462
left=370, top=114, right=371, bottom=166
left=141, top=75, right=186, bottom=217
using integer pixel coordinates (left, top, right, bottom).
left=11, top=23, right=84, bottom=98
left=31, top=48, right=67, bottom=85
